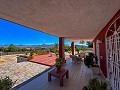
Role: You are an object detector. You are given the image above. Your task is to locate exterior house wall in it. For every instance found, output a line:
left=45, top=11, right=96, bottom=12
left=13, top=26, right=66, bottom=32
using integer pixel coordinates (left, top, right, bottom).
left=93, top=9, right=120, bottom=77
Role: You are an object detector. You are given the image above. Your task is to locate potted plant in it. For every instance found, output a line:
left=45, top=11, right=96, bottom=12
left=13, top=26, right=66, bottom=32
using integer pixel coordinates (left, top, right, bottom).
left=84, top=52, right=94, bottom=68
left=82, top=78, right=107, bottom=90
left=55, top=58, right=63, bottom=72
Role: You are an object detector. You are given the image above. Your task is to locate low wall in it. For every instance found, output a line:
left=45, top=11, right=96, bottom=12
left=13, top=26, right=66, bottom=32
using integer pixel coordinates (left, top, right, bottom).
left=0, top=52, right=25, bottom=56
left=17, top=56, right=28, bottom=63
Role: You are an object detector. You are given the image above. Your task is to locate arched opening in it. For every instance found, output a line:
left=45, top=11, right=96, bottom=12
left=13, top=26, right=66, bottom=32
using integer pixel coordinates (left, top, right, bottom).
left=106, top=17, right=120, bottom=90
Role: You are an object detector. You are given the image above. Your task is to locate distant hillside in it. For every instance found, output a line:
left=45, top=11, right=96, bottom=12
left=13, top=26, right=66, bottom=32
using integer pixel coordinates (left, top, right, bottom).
left=0, top=44, right=54, bottom=48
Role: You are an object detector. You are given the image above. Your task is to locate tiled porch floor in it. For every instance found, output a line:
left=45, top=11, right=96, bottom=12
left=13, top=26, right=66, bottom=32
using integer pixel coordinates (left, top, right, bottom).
left=16, top=58, right=107, bottom=90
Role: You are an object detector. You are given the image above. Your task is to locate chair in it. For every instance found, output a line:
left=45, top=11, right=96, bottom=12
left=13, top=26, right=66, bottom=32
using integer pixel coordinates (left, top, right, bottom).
left=76, top=55, right=82, bottom=63
left=70, top=55, right=79, bottom=64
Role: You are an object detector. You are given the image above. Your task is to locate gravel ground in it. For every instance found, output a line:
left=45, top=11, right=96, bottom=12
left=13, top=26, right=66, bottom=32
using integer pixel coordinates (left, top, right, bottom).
left=0, top=55, right=49, bottom=87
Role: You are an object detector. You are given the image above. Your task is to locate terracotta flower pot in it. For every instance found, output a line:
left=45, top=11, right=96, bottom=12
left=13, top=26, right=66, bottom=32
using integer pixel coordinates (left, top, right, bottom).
left=56, top=67, right=61, bottom=72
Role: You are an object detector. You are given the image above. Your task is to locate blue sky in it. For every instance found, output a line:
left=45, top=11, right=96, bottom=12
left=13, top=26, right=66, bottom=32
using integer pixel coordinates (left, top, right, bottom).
left=0, top=19, right=87, bottom=46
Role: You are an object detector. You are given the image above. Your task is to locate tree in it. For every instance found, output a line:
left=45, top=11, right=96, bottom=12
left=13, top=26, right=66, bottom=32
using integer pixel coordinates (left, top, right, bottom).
left=7, top=44, right=18, bottom=52
left=65, top=45, right=71, bottom=54
left=50, top=43, right=59, bottom=55
left=80, top=46, right=87, bottom=51
left=0, top=47, right=4, bottom=52
left=54, top=43, right=59, bottom=49
left=75, top=47, right=80, bottom=54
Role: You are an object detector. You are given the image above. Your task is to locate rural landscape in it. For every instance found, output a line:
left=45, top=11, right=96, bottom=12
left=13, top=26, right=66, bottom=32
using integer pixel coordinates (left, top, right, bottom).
left=0, top=42, right=93, bottom=88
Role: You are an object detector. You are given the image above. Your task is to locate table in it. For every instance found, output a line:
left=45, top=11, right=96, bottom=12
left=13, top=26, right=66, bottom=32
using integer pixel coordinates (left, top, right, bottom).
left=48, top=68, right=69, bottom=86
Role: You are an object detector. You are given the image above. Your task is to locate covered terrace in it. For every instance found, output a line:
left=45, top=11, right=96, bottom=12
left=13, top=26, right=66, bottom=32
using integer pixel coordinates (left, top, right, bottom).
left=0, top=0, right=120, bottom=90
left=14, top=59, right=106, bottom=90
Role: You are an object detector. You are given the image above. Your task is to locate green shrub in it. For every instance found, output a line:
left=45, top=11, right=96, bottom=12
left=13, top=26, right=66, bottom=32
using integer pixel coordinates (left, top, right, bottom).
left=0, top=76, right=16, bottom=90
left=82, top=78, right=107, bottom=90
